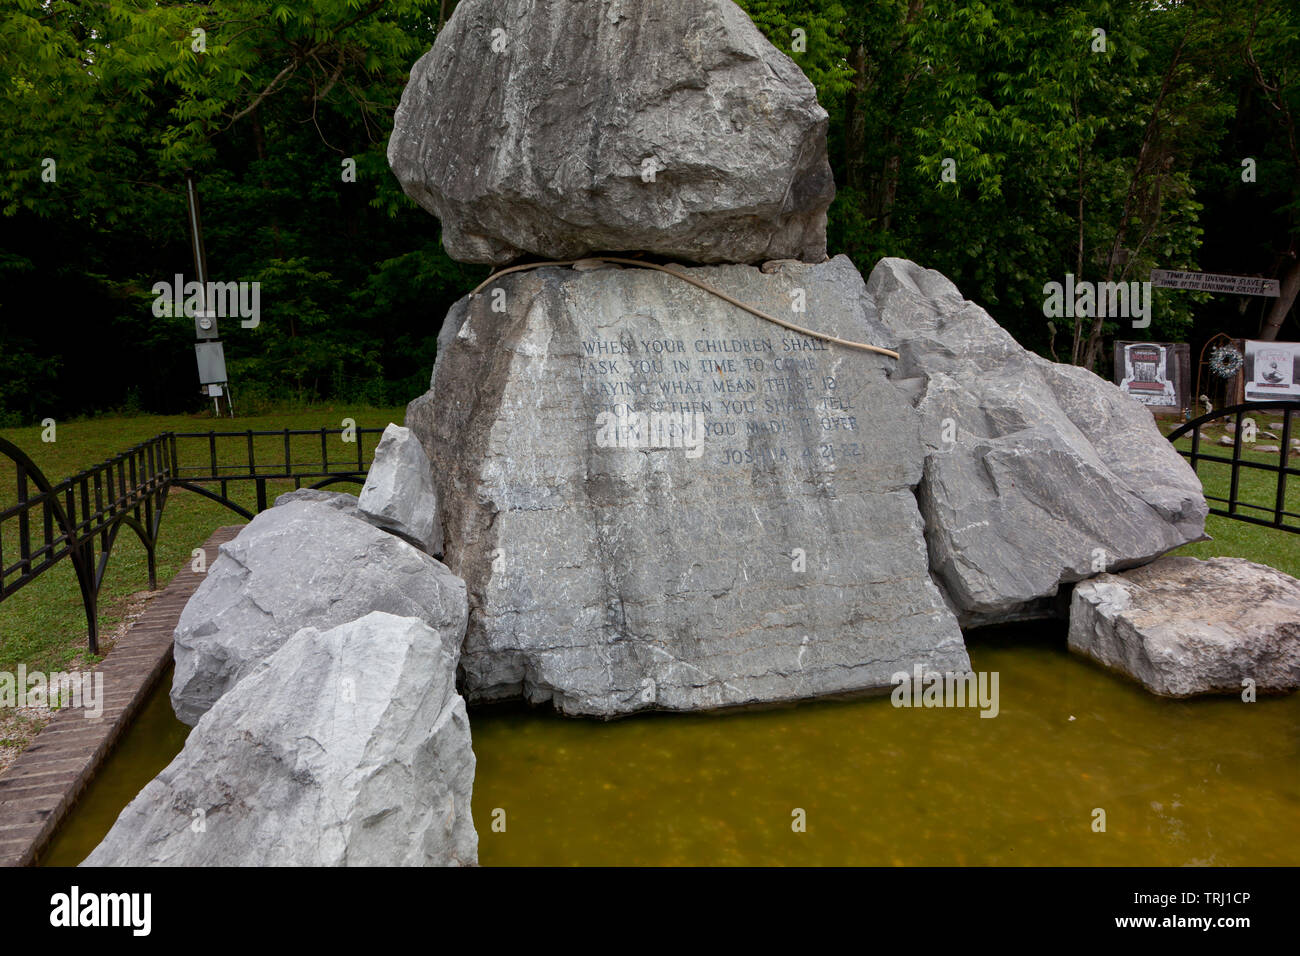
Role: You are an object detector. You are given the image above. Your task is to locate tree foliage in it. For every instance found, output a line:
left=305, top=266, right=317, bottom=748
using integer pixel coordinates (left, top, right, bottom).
left=1, top=0, right=1298, bottom=422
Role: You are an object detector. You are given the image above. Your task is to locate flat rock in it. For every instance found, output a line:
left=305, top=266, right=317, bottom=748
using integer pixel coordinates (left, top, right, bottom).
left=1068, top=556, right=1300, bottom=696
left=85, top=612, right=477, bottom=866
left=866, top=258, right=1207, bottom=626
left=388, top=0, right=834, bottom=265
left=171, top=499, right=467, bottom=725
left=406, top=255, right=969, bottom=716
left=357, top=423, right=442, bottom=555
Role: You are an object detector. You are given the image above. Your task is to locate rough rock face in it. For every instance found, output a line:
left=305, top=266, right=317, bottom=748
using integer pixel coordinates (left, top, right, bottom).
left=388, top=0, right=834, bottom=265
left=273, top=487, right=360, bottom=513
left=1068, top=556, right=1300, bottom=696
left=357, top=423, right=442, bottom=556
left=171, top=499, right=467, bottom=725
left=406, top=255, right=970, bottom=717
left=866, top=258, right=1207, bottom=626
left=85, top=612, right=477, bottom=866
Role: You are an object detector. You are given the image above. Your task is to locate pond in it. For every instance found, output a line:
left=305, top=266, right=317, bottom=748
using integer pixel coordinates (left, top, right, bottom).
left=41, top=625, right=1300, bottom=866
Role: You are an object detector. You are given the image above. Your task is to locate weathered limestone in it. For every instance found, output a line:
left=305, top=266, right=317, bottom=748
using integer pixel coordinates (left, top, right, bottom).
left=86, top=612, right=477, bottom=866
left=406, top=255, right=970, bottom=717
left=1069, top=556, right=1300, bottom=696
left=388, top=0, right=834, bottom=265
left=866, top=257, right=1208, bottom=626
left=171, top=499, right=467, bottom=726
left=273, top=487, right=359, bottom=513
left=357, top=423, right=442, bottom=556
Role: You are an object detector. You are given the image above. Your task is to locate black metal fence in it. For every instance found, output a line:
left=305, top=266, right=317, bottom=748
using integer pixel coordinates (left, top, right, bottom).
left=1166, top=401, right=1298, bottom=534
left=0, top=427, right=384, bottom=653
left=170, top=427, right=384, bottom=518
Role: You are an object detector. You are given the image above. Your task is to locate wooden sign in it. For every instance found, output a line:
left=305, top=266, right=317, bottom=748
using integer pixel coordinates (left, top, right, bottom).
left=1151, top=269, right=1280, bottom=297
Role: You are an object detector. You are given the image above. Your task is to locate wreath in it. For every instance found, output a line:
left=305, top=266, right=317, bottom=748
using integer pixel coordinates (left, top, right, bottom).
left=1208, top=345, right=1244, bottom=379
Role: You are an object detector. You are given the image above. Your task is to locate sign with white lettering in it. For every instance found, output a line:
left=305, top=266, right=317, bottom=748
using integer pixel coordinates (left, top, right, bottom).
left=1151, top=269, right=1280, bottom=297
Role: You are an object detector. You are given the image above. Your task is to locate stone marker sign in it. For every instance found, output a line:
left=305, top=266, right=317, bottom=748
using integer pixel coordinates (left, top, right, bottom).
left=406, top=256, right=971, bottom=717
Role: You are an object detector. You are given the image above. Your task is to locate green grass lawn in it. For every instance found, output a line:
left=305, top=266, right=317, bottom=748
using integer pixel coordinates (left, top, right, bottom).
left=1164, top=420, right=1300, bottom=578
left=1, top=408, right=1296, bottom=677
left=0, top=405, right=406, bottom=676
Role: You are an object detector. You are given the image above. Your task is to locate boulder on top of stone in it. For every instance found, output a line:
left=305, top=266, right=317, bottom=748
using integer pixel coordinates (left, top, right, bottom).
left=357, top=423, right=442, bottom=556
left=86, top=612, right=477, bottom=867
left=866, top=257, right=1207, bottom=626
left=388, top=0, right=834, bottom=266
left=171, top=499, right=466, bottom=726
left=1068, top=556, right=1300, bottom=696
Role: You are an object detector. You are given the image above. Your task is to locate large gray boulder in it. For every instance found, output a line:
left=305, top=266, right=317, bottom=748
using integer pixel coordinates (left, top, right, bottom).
left=1069, top=556, right=1300, bottom=696
left=357, top=423, right=442, bottom=556
left=171, top=499, right=467, bottom=726
left=388, top=0, right=834, bottom=265
left=406, top=255, right=970, bottom=717
left=867, top=258, right=1207, bottom=626
left=85, top=613, right=477, bottom=866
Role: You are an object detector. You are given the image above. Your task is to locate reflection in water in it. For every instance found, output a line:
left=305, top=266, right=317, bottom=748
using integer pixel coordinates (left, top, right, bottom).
left=42, top=627, right=1300, bottom=867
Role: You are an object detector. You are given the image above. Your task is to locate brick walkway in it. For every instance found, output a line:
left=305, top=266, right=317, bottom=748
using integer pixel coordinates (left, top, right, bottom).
left=0, top=525, right=242, bottom=866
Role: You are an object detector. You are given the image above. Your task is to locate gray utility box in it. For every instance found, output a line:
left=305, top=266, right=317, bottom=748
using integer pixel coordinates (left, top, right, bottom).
left=195, top=340, right=228, bottom=385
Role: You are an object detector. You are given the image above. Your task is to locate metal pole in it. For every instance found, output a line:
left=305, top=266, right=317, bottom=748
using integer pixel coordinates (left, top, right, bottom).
left=185, top=170, right=209, bottom=317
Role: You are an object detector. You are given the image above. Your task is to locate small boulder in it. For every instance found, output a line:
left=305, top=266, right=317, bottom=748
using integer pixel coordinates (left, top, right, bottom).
left=86, top=612, right=477, bottom=866
left=1068, top=556, right=1300, bottom=696
left=357, top=423, right=442, bottom=556
left=171, top=499, right=466, bottom=725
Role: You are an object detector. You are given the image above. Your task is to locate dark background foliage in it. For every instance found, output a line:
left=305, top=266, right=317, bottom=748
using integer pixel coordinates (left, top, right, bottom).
left=1, top=0, right=1296, bottom=424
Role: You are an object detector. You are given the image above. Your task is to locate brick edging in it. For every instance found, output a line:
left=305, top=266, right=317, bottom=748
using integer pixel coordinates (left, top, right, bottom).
left=0, top=525, right=242, bottom=867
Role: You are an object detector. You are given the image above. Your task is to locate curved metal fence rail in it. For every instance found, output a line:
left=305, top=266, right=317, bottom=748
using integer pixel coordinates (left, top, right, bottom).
left=0, top=427, right=384, bottom=653
left=0, top=434, right=173, bottom=654
left=1167, top=401, right=1298, bottom=533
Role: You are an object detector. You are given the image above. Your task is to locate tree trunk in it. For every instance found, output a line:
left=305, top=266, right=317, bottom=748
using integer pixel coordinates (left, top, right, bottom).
left=1071, top=96, right=1086, bottom=365
left=1259, top=255, right=1300, bottom=340
left=844, top=43, right=867, bottom=193
left=1080, top=30, right=1188, bottom=371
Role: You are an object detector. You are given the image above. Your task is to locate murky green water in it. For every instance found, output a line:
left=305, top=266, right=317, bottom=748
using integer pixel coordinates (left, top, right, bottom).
left=42, top=627, right=1300, bottom=866
left=40, top=667, right=191, bottom=867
